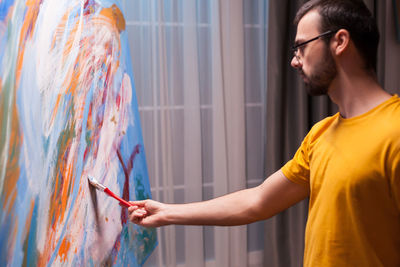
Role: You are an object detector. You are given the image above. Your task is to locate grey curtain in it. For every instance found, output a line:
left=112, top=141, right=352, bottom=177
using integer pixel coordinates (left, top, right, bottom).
left=372, top=0, right=400, bottom=94
left=263, top=0, right=399, bottom=266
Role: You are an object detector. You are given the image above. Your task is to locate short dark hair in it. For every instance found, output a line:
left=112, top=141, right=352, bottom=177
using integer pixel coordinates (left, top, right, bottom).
left=294, top=0, right=380, bottom=73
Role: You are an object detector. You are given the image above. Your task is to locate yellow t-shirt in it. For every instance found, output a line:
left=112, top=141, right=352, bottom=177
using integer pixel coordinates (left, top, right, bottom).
left=282, top=95, right=400, bottom=267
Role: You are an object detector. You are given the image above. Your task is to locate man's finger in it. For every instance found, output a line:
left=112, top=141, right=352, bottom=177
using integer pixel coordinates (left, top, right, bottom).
left=129, top=200, right=147, bottom=207
left=128, top=205, right=139, bottom=212
left=134, top=208, right=147, bottom=216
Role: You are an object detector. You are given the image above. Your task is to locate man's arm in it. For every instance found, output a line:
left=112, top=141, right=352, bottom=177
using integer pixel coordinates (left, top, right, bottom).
left=128, top=170, right=309, bottom=227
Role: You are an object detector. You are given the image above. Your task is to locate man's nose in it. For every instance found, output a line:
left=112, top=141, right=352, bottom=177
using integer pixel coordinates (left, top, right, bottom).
left=291, top=56, right=301, bottom=68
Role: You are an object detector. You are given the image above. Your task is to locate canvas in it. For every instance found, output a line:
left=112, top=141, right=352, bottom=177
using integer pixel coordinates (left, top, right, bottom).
left=0, top=0, right=157, bottom=266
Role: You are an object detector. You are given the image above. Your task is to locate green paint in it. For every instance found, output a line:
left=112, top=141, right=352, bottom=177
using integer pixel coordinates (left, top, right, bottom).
left=134, top=174, right=150, bottom=200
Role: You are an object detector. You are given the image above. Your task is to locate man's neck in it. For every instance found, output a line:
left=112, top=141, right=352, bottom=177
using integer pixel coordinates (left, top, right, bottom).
left=328, top=70, right=391, bottom=119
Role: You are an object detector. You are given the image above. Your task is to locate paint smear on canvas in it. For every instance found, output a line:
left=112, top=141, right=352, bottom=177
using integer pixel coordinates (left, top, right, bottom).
left=0, top=0, right=157, bottom=266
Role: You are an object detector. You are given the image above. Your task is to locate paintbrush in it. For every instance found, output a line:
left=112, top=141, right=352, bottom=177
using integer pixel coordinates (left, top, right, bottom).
left=87, top=175, right=132, bottom=207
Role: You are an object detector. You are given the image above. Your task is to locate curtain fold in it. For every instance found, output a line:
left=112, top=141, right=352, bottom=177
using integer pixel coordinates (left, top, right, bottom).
left=210, top=1, right=230, bottom=266
left=155, top=0, right=177, bottom=265
left=374, top=0, right=400, bottom=95
left=264, top=1, right=336, bottom=266
left=219, top=0, right=247, bottom=266
left=182, top=0, right=205, bottom=266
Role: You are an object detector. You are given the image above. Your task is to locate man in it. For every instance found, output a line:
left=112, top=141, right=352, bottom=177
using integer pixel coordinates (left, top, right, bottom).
left=129, top=0, right=400, bottom=266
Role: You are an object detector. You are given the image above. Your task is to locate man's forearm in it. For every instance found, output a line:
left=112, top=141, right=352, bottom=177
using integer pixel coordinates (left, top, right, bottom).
left=161, top=187, right=264, bottom=226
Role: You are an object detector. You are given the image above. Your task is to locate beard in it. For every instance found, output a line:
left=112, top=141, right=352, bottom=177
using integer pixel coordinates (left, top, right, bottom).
left=300, top=46, right=337, bottom=96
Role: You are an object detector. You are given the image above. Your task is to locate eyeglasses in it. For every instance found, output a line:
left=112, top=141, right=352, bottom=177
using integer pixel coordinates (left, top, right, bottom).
left=292, top=30, right=336, bottom=61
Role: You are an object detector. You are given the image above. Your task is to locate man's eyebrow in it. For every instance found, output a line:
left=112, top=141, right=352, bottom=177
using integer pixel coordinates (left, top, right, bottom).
left=293, top=39, right=304, bottom=46
left=294, top=38, right=304, bottom=45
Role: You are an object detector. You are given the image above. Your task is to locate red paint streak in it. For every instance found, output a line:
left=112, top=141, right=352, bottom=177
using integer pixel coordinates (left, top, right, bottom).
left=101, top=79, right=108, bottom=105
left=83, top=0, right=90, bottom=9
left=128, top=145, right=140, bottom=172
left=104, top=64, right=111, bottom=88
left=110, top=233, right=121, bottom=264
left=116, top=94, right=121, bottom=109
left=116, top=144, right=140, bottom=224
left=83, top=147, right=88, bottom=162
left=83, top=0, right=94, bottom=15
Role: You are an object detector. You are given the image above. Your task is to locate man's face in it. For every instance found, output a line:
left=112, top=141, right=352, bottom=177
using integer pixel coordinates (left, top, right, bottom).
left=291, top=10, right=337, bottom=96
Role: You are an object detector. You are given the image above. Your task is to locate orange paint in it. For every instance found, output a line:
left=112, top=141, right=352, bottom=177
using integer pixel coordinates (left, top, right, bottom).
left=58, top=237, right=71, bottom=262
left=99, top=4, right=126, bottom=33
left=1, top=94, right=21, bottom=213
left=15, top=0, right=42, bottom=89
left=48, top=10, right=80, bottom=125
left=61, top=16, right=77, bottom=59
left=40, top=120, right=77, bottom=265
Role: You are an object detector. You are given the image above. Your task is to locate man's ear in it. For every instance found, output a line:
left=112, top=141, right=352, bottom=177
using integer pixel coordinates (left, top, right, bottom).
left=332, top=29, right=350, bottom=56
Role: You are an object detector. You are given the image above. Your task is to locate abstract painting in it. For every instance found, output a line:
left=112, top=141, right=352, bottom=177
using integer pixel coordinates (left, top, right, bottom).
left=0, top=0, right=156, bottom=266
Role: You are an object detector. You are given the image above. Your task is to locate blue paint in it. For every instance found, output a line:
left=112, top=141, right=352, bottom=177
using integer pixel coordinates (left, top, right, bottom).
left=12, top=166, right=34, bottom=267
left=25, top=198, right=39, bottom=265
left=96, top=0, right=122, bottom=10
left=0, top=0, right=15, bottom=21
left=0, top=209, right=12, bottom=265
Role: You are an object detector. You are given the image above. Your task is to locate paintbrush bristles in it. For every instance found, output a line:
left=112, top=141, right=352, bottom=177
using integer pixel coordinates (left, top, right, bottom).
left=87, top=175, right=106, bottom=191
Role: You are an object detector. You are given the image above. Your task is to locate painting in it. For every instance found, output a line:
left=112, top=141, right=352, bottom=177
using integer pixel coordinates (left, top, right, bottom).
left=0, top=0, right=157, bottom=266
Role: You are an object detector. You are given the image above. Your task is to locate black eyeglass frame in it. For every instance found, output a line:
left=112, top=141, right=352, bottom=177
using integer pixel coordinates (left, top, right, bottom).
left=292, top=30, right=337, bottom=57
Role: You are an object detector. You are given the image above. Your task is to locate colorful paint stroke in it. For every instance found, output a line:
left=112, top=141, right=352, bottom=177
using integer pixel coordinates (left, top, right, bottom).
left=0, top=0, right=157, bottom=266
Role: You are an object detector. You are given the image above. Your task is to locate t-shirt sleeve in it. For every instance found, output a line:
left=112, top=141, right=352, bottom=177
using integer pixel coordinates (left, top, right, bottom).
left=281, top=133, right=311, bottom=186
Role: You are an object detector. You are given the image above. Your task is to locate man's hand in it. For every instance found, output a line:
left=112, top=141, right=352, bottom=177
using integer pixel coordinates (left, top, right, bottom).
left=128, top=199, right=167, bottom=227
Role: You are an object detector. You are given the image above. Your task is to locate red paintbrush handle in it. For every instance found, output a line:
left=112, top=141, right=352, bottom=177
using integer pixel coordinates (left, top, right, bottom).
left=104, top=188, right=132, bottom=207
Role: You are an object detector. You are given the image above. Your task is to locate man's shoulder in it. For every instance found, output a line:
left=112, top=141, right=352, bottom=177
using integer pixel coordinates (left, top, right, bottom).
left=380, top=94, right=400, bottom=124
left=304, top=113, right=339, bottom=142
left=310, top=113, right=339, bottom=132
left=389, top=94, right=400, bottom=112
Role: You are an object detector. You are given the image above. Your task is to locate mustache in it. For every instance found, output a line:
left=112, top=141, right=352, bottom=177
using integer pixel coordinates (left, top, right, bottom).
left=297, top=68, right=305, bottom=76
left=297, top=69, right=307, bottom=80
